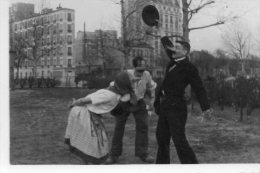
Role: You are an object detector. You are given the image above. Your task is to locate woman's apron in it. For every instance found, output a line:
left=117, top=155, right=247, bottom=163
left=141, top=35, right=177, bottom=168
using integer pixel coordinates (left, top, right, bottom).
left=64, top=106, right=109, bottom=159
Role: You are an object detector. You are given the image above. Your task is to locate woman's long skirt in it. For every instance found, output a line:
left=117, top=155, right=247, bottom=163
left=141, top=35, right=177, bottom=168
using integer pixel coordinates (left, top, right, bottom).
left=64, top=106, right=109, bottom=163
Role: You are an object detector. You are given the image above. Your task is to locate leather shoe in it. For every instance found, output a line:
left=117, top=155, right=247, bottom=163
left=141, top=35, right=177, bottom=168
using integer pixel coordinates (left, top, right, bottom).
left=139, top=155, right=154, bottom=163
left=105, top=156, right=118, bottom=164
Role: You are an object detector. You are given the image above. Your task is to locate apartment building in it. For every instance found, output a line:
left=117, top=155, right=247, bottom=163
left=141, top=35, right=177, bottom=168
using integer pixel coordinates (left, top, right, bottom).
left=12, top=6, right=76, bottom=87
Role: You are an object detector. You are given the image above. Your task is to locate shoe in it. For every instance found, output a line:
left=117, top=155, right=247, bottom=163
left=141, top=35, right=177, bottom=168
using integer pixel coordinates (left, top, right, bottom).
left=139, top=155, right=154, bottom=163
left=105, top=156, right=118, bottom=164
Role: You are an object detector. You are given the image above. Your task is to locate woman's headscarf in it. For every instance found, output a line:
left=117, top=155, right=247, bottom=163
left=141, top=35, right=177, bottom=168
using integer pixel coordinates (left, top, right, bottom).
left=110, top=71, right=133, bottom=95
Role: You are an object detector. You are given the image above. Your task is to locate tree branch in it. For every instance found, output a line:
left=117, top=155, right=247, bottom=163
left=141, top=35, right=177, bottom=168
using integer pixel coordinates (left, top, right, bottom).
left=188, top=12, right=193, bottom=22
left=189, top=21, right=224, bottom=31
left=188, top=0, right=193, bottom=6
left=189, top=0, right=215, bottom=14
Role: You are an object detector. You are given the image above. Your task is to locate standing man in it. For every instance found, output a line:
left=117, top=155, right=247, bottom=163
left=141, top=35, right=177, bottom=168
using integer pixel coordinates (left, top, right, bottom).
left=153, top=28, right=213, bottom=164
left=106, top=56, right=157, bottom=164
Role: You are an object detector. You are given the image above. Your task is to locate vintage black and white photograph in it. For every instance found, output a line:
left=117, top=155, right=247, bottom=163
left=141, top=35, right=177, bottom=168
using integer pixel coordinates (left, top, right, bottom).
left=1, top=0, right=260, bottom=172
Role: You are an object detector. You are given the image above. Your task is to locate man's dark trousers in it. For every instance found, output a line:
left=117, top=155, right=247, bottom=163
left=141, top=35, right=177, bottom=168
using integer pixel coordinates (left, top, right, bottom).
left=156, top=101, right=198, bottom=164
left=110, top=99, right=149, bottom=157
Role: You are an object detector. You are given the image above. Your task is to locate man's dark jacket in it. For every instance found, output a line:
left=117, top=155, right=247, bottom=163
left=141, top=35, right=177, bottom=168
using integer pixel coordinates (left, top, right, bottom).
left=154, top=36, right=210, bottom=113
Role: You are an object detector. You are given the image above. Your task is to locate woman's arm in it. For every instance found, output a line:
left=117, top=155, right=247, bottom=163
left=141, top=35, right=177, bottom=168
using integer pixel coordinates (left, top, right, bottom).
left=69, top=97, right=92, bottom=108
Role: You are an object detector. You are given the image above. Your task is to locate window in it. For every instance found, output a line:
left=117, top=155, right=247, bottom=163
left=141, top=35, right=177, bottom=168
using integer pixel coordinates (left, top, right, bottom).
left=53, top=15, right=56, bottom=23
left=44, top=57, right=47, bottom=65
left=59, top=46, right=63, bottom=55
left=42, top=71, right=44, bottom=77
left=53, top=26, right=56, bottom=34
left=175, top=19, right=178, bottom=29
left=45, top=48, right=49, bottom=57
left=165, top=15, right=168, bottom=23
left=67, top=24, right=72, bottom=33
left=47, top=59, right=50, bottom=66
left=53, top=49, right=56, bottom=56
left=67, top=13, right=72, bottom=21
left=60, top=13, right=63, bottom=21
left=57, top=57, right=60, bottom=65
left=50, top=57, right=53, bottom=66
left=53, top=58, right=57, bottom=66
left=68, top=47, right=72, bottom=56
left=68, top=59, right=72, bottom=67
left=59, top=36, right=63, bottom=45
left=47, top=27, right=50, bottom=35
left=67, top=35, right=72, bottom=44
left=53, top=36, right=56, bottom=45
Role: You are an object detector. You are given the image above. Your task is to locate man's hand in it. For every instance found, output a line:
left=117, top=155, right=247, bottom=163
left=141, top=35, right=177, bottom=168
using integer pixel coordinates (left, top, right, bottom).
left=129, top=93, right=138, bottom=105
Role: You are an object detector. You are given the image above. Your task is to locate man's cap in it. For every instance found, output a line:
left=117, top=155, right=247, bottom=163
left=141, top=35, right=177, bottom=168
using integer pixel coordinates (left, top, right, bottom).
left=176, top=40, right=191, bottom=53
left=142, top=5, right=159, bottom=27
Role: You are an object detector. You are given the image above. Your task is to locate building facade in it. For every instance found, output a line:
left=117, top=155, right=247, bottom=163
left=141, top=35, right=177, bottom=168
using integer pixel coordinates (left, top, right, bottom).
left=123, top=0, right=183, bottom=77
left=11, top=6, right=76, bottom=87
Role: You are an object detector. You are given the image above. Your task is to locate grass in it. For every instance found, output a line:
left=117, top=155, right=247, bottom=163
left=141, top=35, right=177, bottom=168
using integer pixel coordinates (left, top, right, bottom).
left=10, top=88, right=260, bottom=164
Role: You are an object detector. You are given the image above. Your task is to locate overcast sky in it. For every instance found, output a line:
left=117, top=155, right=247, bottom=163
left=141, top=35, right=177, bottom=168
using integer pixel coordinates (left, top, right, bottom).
left=8, top=0, right=260, bottom=53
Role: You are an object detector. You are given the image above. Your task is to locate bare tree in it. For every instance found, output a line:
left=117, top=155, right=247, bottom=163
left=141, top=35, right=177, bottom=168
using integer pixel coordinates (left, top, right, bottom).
left=181, top=0, right=240, bottom=42
left=12, top=18, right=63, bottom=78
left=222, top=21, right=251, bottom=75
left=96, top=30, right=119, bottom=75
left=12, top=33, right=28, bottom=80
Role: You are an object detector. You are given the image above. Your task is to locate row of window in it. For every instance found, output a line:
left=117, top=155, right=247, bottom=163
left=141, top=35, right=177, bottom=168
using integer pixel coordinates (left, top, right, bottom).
left=14, top=12, right=73, bottom=31
left=18, top=71, right=53, bottom=78
left=39, top=35, right=73, bottom=46
left=14, top=23, right=73, bottom=35
left=24, top=46, right=72, bottom=58
left=22, top=57, right=72, bottom=67
left=131, top=49, right=151, bottom=58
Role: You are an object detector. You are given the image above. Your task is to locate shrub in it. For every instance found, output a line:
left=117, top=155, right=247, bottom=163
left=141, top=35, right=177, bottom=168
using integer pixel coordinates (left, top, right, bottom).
left=19, top=78, right=27, bottom=89
left=87, top=76, right=114, bottom=89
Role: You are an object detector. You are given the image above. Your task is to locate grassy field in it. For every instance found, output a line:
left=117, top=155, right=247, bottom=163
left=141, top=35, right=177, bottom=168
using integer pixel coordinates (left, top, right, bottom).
left=10, top=88, right=260, bottom=164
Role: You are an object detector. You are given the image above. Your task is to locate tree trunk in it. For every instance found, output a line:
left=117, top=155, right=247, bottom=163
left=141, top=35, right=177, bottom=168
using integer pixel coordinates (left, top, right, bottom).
left=182, top=0, right=190, bottom=42
left=16, top=67, right=19, bottom=82
left=10, top=66, right=15, bottom=90
left=241, top=61, right=246, bottom=75
left=121, top=0, right=129, bottom=69
left=33, top=63, right=37, bottom=78
left=239, top=99, right=243, bottom=121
